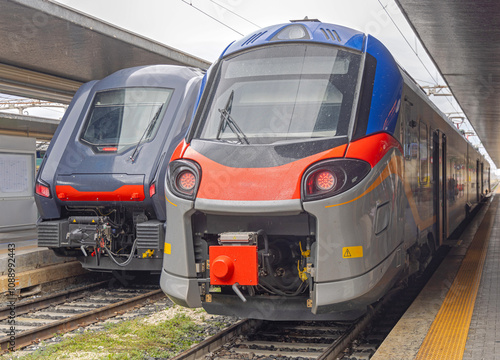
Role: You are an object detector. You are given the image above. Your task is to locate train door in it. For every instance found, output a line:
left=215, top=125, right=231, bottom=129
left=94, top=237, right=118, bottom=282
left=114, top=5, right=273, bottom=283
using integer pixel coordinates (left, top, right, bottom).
left=488, top=167, right=491, bottom=193
left=433, top=131, right=447, bottom=245
left=481, top=162, right=484, bottom=195
left=476, top=160, right=480, bottom=202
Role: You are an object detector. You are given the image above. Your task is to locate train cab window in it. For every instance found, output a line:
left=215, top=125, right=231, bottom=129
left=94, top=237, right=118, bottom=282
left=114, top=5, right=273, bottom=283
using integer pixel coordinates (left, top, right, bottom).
left=419, top=121, right=428, bottom=185
left=80, top=88, right=173, bottom=152
left=194, top=44, right=361, bottom=144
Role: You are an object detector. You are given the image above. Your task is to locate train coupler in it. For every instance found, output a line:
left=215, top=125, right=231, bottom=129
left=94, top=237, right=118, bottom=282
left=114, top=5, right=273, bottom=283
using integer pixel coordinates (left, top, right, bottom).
left=209, top=245, right=258, bottom=286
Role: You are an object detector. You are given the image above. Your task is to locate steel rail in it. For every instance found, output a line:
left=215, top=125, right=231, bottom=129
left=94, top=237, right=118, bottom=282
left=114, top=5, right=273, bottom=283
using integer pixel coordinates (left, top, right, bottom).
left=0, top=289, right=165, bottom=352
left=170, top=288, right=402, bottom=360
left=318, top=286, right=403, bottom=360
left=0, top=281, right=109, bottom=321
left=171, top=318, right=263, bottom=360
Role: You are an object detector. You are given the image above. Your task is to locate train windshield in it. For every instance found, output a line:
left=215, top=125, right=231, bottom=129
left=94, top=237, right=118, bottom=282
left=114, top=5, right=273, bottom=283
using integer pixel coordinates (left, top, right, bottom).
left=80, top=88, right=173, bottom=150
left=194, top=44, right=361, bottom=144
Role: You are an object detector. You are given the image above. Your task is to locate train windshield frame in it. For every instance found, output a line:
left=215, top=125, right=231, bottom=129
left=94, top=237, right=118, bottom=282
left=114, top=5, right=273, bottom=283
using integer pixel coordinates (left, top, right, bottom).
left=193, top=43, right=362, bottom=144
left=80, top=87, right=174, bottom=151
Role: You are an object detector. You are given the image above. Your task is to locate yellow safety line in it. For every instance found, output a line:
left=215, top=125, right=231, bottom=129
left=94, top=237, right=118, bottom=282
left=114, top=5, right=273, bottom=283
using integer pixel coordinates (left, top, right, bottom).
left=415, top=191, right=499, bottom=360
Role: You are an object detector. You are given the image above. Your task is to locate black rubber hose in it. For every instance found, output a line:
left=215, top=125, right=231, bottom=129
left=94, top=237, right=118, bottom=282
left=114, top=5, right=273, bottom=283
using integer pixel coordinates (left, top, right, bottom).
left=104, top=239, right=138, bottom=267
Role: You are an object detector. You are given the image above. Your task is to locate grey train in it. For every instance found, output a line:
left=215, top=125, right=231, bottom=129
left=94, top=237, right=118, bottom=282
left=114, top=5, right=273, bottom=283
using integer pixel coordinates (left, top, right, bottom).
left=160, top=21, right=490, bottom=320
left=35, top=65, right=203, bottom=273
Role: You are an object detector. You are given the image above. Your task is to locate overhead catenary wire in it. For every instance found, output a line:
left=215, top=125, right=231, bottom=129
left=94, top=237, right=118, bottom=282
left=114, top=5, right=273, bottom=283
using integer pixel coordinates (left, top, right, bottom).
left=207, top=0, right=261, bottom=28
left=181, top=0, right=245, bottom=36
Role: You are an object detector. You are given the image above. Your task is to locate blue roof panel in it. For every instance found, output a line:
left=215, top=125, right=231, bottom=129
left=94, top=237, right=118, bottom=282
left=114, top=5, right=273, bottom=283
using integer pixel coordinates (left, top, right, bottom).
left=222, top=21, right=366, bottom=57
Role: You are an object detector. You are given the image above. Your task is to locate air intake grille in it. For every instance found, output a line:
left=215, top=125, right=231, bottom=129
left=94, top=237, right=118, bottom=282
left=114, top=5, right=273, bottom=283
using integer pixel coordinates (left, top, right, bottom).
left=241, top=31, right=267, bottom=47
left=319, top=28, right=341, bottom=42
left=136, top=221, right=164, bottom=249
left=38, top=221, right=66, bottom=247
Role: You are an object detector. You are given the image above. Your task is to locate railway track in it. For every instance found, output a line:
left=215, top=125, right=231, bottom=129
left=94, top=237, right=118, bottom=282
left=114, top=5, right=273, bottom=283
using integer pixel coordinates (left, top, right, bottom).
left=0, top=282, right=165, bottom=353
left=171, top=291, right=396, bottom=360
left=171, top=318, right=360, bottom=360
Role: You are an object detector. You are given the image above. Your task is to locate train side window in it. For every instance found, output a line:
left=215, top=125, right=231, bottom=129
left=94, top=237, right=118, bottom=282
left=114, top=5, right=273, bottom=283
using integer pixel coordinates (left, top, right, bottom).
left=404, top=104, right=417, bottom=160
left=419, top=121, right=428, bottom=185
left=429, top=127, right=434, bottom=183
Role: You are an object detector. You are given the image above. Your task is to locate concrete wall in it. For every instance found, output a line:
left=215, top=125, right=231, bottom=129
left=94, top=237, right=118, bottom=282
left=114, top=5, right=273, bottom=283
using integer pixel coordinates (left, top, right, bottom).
left=0, top=135, right=37, bottom=232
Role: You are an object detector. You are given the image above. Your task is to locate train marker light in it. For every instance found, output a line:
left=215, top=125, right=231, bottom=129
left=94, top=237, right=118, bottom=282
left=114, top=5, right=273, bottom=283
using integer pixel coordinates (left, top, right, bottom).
left=149, top=182, right=156, bottom=197
left=36, top=182, right=51, bottom=198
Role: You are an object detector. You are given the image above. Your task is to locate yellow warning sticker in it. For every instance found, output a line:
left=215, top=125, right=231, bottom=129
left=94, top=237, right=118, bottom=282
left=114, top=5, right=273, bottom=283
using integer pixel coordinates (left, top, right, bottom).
left=164, top=243, right=172, bottom=255
left=342, top=246, right=363, bottom=258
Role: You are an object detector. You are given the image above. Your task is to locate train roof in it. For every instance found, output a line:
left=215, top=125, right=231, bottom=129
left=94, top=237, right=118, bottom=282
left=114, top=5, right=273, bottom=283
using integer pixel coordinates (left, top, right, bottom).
left=221, top=20, right=366, bottom=57
left=89, top=65, right=204, bottom=92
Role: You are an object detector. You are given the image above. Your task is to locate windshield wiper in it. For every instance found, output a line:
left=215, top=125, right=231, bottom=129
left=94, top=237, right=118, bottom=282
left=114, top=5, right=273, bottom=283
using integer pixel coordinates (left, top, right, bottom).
left=216, top=91, right=249, bottom=144
left=130, top=104, right=164, bottom=162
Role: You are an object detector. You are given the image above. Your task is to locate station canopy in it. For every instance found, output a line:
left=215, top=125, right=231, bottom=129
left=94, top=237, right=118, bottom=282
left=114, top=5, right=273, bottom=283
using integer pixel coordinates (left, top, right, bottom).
left=0, top=0, right=210, bottom=103
left=396, top=0, right=500, bottom=166
left=0, top=0, right=211, bottom=139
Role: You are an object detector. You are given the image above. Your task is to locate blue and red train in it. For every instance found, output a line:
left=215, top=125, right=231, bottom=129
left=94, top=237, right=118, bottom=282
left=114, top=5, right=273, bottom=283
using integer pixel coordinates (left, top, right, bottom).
left=160, top=20, right=490, bottom=320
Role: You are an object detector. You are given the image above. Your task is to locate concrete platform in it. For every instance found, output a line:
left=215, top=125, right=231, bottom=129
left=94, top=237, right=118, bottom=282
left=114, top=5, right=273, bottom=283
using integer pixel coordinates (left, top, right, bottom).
left=0, top=229, right=88, bottom=296
left=463, top=197, right=500, bottom=359
left=372, top=190, right=499, bottom=360
left=0, top=228, right=37, bottom=245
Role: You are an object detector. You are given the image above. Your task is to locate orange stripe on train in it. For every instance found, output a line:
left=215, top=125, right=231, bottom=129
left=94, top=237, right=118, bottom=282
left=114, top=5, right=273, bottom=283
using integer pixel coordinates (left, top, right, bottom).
left=183, top=144, right=348, bottom=201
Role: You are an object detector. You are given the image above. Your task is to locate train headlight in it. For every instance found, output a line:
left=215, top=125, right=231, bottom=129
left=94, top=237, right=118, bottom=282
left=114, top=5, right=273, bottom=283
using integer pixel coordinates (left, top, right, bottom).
left=167, top=160, right=201, bottom=200
left=315, top=170, right=336, bottom=191
left=177, top=171, right=196, bottom=192
left=302, top=159, right=371, bottom=201
left=271, top=24, right=310, bottom=41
